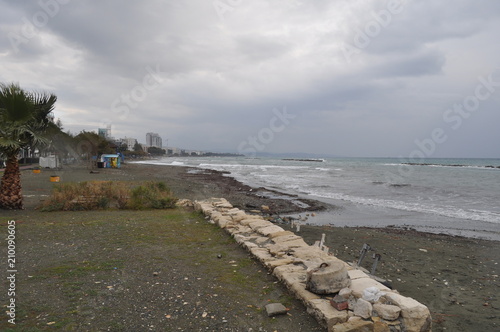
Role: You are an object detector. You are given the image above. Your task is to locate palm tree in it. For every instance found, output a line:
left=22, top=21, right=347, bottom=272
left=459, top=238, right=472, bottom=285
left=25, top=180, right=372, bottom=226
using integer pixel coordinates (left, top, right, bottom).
left=0, top=83, right=57, bottom=209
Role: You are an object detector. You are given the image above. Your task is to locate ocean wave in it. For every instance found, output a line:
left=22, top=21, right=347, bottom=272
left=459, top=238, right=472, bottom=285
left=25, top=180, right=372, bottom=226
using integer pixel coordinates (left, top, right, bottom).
left=307, top=191, right=500, bottom=224
left=131, top=160, right=186, bottom=166
left=198, top=163, right=308, bottom=170
left=401, top=163, right=500, bottom=170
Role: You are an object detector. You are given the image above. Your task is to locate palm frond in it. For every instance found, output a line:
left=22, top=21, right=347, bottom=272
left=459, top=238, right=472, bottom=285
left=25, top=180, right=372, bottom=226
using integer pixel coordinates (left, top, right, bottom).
left=0, top=83, right=34, bottom=122
left=0, top=83, right=57, bottom=155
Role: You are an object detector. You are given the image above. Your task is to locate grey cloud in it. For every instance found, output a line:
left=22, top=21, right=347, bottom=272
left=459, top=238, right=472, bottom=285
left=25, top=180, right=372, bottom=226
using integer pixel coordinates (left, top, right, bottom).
left=1, top=0, right=499, bottom=157
left=370, top=50, right=446, bottom=78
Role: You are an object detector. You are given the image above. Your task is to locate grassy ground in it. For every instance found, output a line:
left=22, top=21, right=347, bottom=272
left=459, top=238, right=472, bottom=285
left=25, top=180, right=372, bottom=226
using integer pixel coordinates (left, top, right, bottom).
left=0, top=208, right=322, bottom=331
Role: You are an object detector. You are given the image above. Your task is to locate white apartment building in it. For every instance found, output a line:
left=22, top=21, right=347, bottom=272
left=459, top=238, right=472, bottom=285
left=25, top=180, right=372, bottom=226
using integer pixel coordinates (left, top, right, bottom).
left=146, top=132, right=162, bottom=148
left=123, top=137, right=137, bottom=151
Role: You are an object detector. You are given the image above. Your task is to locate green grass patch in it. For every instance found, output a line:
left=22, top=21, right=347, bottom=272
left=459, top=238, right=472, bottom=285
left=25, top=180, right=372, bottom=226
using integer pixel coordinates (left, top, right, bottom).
left=39, top=180, right=177, bottom=211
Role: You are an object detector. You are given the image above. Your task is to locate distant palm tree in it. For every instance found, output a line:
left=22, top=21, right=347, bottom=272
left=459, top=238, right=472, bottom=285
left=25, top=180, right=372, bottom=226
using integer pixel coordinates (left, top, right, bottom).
left=0, top=83, right=57, bottom=209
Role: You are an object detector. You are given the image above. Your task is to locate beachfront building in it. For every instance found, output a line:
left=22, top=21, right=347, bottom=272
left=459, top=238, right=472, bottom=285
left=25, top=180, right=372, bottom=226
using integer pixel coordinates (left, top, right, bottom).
left=98, top=125, right=112, bottom=139
left=123, top=137, right=137, bottom=151
left=146, top=132, right=162, bottom=148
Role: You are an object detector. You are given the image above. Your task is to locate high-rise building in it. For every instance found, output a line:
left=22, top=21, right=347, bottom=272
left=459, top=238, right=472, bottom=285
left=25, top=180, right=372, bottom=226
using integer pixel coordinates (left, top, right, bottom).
left=146, top=132, right=162, bottom=148
left=98, top=125, right=112, bottom=139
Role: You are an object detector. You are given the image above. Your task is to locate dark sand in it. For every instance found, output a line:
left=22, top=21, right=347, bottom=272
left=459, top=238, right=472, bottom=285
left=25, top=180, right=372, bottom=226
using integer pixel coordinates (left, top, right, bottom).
left=2, top=162, right=499, bottom=331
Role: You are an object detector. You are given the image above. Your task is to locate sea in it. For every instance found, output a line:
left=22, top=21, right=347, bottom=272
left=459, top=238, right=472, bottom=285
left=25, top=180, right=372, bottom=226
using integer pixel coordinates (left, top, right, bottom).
left=134, top=157, right=500, bottom=241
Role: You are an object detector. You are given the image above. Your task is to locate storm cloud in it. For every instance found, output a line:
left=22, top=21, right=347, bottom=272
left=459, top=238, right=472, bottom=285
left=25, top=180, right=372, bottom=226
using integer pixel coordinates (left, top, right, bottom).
left=1, top=0, right=499, bottom=157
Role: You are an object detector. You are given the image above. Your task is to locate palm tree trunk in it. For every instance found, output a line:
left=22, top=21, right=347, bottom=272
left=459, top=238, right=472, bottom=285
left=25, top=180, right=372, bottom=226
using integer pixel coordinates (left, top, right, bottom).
left=0, top=153, right=23, bottom=209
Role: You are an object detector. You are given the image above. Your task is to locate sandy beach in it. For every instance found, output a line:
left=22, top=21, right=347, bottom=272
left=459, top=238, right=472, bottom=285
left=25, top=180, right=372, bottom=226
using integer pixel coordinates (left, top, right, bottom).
left=1, top=162, right=499, bottom=331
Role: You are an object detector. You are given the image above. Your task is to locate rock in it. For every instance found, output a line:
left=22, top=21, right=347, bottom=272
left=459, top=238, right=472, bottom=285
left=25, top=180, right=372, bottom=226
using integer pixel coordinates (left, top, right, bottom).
left=339, top=288, right=352, bottom=299
left=239, top=217, right=265, bottom=226
left=373, top=303, right=401, bottom=321
left=212, top=198, right=233, bottom=209
left=362, top=286, right=385, bottom=303
left=265, top=257, right=295, bottom=270
left=306, top=299, right=349, bottom=328
left=330, top=316, right=374, bottom=332
left=152, top=271, right=159, bottom=277
left=268, top=230, right=296, bottom=239
left=306, top=260, right=351, bottom=294
left=247, top=220, right=274, bottom=230
left=373, top=320, right=391, bottom=332
left=261, top=205, right=270, bottom=211
left=291, top=246, right=330, bottom=260
left=225, top=209, right=248, bottom=222
left=347, top=269, right=370, bottom=280
left=289, top=282, right=321, bottom=302
left=175, top=199, right=193, bottom=207
left=267, top=239, right=310, bottom=255
left=265, top=303, right=287, bottom=317
left=248, top=247, right=275, bottom=263
left=350, top=277, right=391, bottom=298
left=273, top=264, right=308, bottom=287
left=256, top=225, right=285, bottom=236
left=215, top=216, right=233, bottom=228
left=330, top=294, right=349, bottom=311
left=383, top=292, right=432, bottom=332
left=353, top=298, right=373, bottom=319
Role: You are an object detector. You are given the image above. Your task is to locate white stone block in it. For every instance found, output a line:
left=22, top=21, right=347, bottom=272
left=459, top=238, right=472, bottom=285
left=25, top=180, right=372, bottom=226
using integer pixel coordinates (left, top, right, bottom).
left=306, top=299, right=349, bottom=329
left=248, top=247, right=275, bottom=263
left=349, top=277, right=391, bottom=298
left=271, top=233, right=303, bottom=244
left=265, top=257, right=295, bottom=270
left=239, top=217, right=265, bottom=226
left=347, top=269, right=369, bottom=280
left=256, top=225, right=285, bottom=236
left=373, top=303, right=401, bottom=321
left=248, top=220, right=273, bottom=230
left=273, top=264, right=307, bottom=284
left=290, top=246, right=330, bottom=260
left=353, top=298, right=372, bottom=319
left=384, top=292, right=431, bottom=332
left=289, top=282, right=321, bottom=302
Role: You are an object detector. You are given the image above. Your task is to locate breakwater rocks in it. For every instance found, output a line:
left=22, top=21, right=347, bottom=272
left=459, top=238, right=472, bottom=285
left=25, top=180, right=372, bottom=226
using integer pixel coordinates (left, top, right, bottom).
left=193, top=198, right=432, bottom=332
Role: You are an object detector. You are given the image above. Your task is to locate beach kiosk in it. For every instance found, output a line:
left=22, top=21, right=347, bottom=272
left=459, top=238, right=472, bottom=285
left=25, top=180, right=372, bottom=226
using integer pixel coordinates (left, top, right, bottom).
left=39, top=155, right=60, bottom=169
left=100, top=154, right=121, bottom=168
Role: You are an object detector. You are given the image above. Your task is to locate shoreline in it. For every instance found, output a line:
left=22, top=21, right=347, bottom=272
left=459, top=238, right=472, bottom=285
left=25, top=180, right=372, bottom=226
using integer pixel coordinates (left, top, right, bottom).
left=133, top=161, right=500, bottom=242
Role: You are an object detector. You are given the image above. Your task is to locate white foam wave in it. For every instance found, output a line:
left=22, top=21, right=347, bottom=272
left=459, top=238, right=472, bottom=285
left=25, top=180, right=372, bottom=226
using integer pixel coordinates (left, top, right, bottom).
left=307, top=191, right=500, bottom=224
left=198, top=163, right=308, bottom=170
left=131, top=160, right=185, bottom=166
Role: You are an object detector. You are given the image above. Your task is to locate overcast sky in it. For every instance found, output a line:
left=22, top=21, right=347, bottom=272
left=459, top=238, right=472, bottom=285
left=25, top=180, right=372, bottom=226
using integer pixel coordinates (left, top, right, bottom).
left=1, top=0, right=499, bottom=158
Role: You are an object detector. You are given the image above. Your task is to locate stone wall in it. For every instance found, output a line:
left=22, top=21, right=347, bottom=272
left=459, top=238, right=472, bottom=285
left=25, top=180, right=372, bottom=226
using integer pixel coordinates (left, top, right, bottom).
left=192, top=198, right=432, bottom=332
